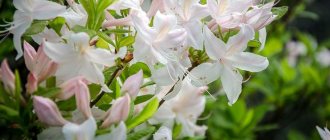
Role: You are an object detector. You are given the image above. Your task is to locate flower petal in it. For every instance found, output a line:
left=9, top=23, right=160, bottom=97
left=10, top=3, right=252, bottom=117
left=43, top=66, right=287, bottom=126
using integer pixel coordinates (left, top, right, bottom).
left=189, top=63, right=221, bottom=87
left=226, top=24, right=254, bottom=55
left=220, top=65, right=243, bottom=105
left=228, top=52, right=269, bottom=72
left=32, top=0, right=66, bottom=20
left=203, top=26, right=226, bottom=60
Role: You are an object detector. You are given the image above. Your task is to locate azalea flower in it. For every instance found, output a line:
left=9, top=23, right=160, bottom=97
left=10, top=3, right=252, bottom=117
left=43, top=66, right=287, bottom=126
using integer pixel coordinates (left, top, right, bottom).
left=316, top=126, right=330, bottom=140
left=60, top=2, right=87, bottom=28
left=163, top=0, right=208, bottom=50
left=207, top=0, right=253, bottom=29
left=0, top=59, right=15, bottom=93
left=95, top=122, right=127, bottom=140
left=2, top=0, right=65, bottom=59
left=44, top=32, right=118, bottom=91
left=150, top=80, right=208, bottom=137
left=131, top=10, right=187, bottom=66
left=316, top=49, right=330, bottom=67
left=31, top=28, right=62, bottom=44
left=153, top=126, right=172, bottom=140
left=191, top=25, right=268, bottom=105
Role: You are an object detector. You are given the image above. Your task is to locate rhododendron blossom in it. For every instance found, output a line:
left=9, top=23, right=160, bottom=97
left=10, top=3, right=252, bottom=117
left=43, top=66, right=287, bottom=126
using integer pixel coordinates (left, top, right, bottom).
left=0, top=0, right=284, bottom=139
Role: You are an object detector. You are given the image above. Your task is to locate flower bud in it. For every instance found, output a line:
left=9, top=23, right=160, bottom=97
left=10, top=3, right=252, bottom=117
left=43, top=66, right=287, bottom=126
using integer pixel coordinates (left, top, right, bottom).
left=121, top=70, right=143, bottom=98
left=26, top=73, right=38, bottom=94
left=23, top=41, right=37, bottom=72
left=75, top=80, right=92, bottom=118
left=101, top=94, right=130, bottom=128
left=0, top=59, right=15, bottom=93
left=33, top=96, right=67, bottom=126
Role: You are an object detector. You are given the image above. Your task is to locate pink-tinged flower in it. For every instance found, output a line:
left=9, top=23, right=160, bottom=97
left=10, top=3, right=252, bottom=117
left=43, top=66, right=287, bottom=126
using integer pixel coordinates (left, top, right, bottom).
left=26, top=73, right=38, bottom=94
left=59, top=77, right=91, bottom=118
left=101, top=94, right=131, bottom=128
left=23, top=41, right=58, bottom=83
left=131, top=10, right=187, bottom=66
left=121, top=70, right=143, bottom=98
left=147, top=0, right=165, bottom=17
left=1, top=0, right=66, bottom=59
left=44, top=32, right=117, bottom=92
left=75, top=80, right=92, bottom=118
left=0, top=59, right=15, bottom=93
left=33, top=96, right=68, bottom=126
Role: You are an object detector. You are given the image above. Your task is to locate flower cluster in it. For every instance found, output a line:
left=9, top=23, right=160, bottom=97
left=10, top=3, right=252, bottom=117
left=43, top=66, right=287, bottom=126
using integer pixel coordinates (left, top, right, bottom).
left=0, top=0, right=282, bottom=139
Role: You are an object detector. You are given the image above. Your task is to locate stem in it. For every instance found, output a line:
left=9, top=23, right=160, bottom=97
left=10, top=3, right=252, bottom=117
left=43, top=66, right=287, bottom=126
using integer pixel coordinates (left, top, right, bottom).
left=158, top=62, right=199, bottom=107
left=90, top=66, right=122, bottom=107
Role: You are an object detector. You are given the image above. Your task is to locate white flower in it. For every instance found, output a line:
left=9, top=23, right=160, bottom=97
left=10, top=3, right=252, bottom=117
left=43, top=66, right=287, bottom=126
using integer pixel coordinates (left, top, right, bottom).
left=316, top=49, right=330, bottom=67
left=31, top=27, right=62, bottom=44
left=95, top=121, right=127, bottom=140
left=62, top=117, right=97, bottom=140
left=131, top=10, right=187, bottom=66
left=3, top=0, right=65, bottom=59
left=60, top=3, right=87, bottom=28
left=286, top=41, right=307, bottom=66
left=150, top=80, right=208, bottom=137
left=163, top=0, right=208, bottom=50
left=316, top=126, right=330, bottom=140
left=44, top=32, right=117, bottom=91
left=207, top=0, right=253, bottom=29
left=191, top=25, right=268, bottom=105
left=153, top=126, right=172, bottom=140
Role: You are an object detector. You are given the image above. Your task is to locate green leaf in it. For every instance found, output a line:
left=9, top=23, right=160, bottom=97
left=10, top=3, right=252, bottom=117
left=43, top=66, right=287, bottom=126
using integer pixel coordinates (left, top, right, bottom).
left=119, top=36, right=135, bottom=47
left=129, top=62, right=151, bottom=78
left=49, top=17, right=66, bottom=35
left=96, top=38, right=110, bottom=49
left=0, top=105, right=19, bottom=118
left=14, top=70, right=21, bottom=101
left=57, top=96, right=76, bottom=111
left=46, top=76, right=56, bottom=88
left=72, top=25, right=97, bottom=37
left=248, top=40, right=261, bottom=48
left=134, top=94, right=154, bottom=105
left=104, top=29, right=132, bottom=34
left=173, top=123, right=182, bottom=139
left=97, top=32, right=116, bottom=47
left=97, top=0, right=116, bottom=13
left=127, top=126, right=156, bottom=140
left=126, top=98, right=159, bottom=129
left=34, top=87, right=61, bottom=98
left=24, top=20, right=48, bottom=36
left=272, top=6, right=288, bottom=20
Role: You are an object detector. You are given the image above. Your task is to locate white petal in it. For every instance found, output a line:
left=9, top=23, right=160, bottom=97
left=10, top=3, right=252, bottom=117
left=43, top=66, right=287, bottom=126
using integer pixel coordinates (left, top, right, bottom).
left=38, top=127, right=64, bottom=140
left=153, top=126, right=172, bottom=140
left=62, top=117, right=97, bottom=140
left=80, top=62, right=105, bottom=84
left=95, top=122, right=127, bottom=140
left=32, top=0, right=66, bottom=20
left=203, top=26, right=226, bottom=60
left=189, top=63, right=221, bottom=87
left=226, top=24, right=255, bottom=55
left=86, top=49, right=116, bottom=66
left=258, top=28, right=267, bottom=51
left=153, top=11, right=177, bottom=33
left=220, top=65, right=243, bottom=105
left=184, top=21, right=204, bottom=50
left=151, top=66, right=176, bottom=86
left=44, top=41, right=75, bottom=63
left=163, top=80, right=182, bottom=100
left=11, top=11, right=33, bottom=59
left=228, top=52, right=269, bottom=72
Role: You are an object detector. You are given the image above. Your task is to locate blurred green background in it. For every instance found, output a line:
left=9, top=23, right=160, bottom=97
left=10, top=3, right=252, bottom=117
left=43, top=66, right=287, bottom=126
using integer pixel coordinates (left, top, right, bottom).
left=1, top=0, right=330, bottom=140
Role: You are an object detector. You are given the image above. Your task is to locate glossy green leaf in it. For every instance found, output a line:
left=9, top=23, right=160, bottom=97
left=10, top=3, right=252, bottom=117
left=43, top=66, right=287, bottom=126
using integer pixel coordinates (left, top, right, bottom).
left=134, top=94, right=154, bottom=105
left=24, top=20, right=48, bottom=36
left=126, top=98, right=159, bottom=129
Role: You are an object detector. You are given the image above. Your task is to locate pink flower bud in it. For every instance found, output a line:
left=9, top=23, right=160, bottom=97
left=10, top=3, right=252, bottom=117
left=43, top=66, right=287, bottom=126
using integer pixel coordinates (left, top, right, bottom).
left=59, top=77, right=88, bottom=100
left=0, top=59, right=15, bottom=93
left=23, top=41, right=58, bottom=83
left=26, top=73, right=38, bottom=94
left=23, top=41, right=37, bottom=72
left=121, top=70, right=143, bottom=98
left=75, top=80, right=92, bottom=118
left=59, top=77, right=92, bottom=118
left=101, top=94, right=131, bottom=128
left=33, top=96, right=68, bottom=126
